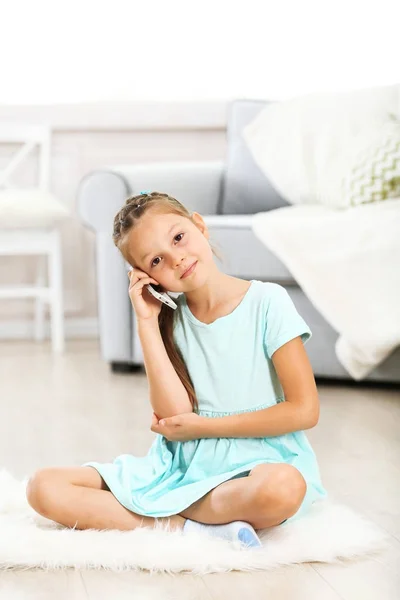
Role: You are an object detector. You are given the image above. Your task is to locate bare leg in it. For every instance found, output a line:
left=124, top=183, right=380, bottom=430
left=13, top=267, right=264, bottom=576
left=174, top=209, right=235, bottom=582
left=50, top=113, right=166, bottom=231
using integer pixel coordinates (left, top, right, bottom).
left=26, top=466, right=185, bottom=531
left=179, top=463, right=307, bottom=529
left=26, top=463, right=306, bottom=532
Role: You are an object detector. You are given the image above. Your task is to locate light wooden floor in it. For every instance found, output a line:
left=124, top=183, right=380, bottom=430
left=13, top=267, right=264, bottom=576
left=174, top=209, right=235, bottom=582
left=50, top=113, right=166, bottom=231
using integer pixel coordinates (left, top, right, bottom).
left=0, top=340, right=399, bottom=599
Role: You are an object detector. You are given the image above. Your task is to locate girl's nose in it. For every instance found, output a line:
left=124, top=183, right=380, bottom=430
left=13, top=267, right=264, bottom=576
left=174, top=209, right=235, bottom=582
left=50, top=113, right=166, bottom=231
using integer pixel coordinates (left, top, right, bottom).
left=174, top=255, right=186, bottom=268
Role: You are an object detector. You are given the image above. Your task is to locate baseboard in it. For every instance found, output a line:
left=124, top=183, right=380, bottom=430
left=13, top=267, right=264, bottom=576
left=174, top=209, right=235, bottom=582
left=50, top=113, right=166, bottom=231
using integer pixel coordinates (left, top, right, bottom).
left=0, top=318, right=99, bottom=339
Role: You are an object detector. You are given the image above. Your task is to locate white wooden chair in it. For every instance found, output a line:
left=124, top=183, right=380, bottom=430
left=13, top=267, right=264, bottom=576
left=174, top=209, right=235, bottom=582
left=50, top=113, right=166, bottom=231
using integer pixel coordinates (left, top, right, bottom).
left=0, top=124, right=69, bottom=352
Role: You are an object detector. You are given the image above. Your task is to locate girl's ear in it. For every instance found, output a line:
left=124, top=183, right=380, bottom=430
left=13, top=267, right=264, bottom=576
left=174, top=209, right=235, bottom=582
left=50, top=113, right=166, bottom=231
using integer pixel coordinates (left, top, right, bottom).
left=191, top=212, right=209, bottom=239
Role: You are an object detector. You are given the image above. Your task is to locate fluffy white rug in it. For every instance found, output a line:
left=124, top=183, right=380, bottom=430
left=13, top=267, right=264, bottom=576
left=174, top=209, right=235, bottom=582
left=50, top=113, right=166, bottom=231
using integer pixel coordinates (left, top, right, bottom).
left=0, top=470, right=388, bottom=574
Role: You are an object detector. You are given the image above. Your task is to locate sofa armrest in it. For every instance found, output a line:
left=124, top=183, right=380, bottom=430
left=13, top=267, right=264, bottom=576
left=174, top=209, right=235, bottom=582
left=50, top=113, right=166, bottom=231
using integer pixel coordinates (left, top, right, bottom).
left=77, top=161, right=224, bottom=233
left=77, top=170, right=133, bottom=362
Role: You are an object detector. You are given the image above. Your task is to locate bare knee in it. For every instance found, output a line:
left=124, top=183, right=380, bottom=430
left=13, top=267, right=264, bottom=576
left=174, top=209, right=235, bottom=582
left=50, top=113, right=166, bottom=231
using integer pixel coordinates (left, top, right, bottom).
left=252, top=464, right=307, bottom=518
left=26, top=468, right=64, bottom=517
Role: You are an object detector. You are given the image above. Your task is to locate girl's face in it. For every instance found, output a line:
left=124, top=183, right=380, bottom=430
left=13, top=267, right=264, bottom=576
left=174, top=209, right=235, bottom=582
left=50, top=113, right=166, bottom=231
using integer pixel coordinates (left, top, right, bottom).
left=127, top=210, right=213, bottom=292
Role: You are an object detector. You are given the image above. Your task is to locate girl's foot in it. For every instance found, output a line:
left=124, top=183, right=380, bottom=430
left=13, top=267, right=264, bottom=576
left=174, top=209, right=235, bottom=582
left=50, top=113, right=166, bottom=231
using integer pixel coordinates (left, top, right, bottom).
left=183, top=518, right=262, bottom=548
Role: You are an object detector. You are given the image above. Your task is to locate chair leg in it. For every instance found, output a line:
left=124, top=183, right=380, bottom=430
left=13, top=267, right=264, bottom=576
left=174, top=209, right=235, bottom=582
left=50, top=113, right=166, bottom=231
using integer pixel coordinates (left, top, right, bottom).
left=34, top=256, right=46, bottom=342
left=48, top=230, right=65, bottom=353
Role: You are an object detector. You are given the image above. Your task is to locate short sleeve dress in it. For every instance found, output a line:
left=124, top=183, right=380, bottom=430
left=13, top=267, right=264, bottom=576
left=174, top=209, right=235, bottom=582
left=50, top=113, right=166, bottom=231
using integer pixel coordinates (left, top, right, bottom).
left=83, top=280, right=327, bottom=522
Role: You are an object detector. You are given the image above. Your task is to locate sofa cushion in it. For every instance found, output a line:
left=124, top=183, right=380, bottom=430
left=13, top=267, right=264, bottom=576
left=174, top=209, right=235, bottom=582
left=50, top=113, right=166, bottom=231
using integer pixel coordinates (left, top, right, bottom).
left=203, top=214, right=295, bottom=282
left=219, top=100, right=289, bottom=215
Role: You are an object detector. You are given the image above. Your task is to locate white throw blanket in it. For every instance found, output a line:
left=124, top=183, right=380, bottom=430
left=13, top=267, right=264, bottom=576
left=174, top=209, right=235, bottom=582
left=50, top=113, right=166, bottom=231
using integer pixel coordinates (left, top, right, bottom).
left=244, top=86, right=400, bottom=378
left=252, top=198, right=400, bottom=379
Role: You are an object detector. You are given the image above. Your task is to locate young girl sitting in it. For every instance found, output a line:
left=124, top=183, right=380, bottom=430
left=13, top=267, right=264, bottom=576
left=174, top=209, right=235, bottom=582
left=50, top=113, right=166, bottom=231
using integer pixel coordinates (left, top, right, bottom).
left=26, top=191, right=327, bottom=548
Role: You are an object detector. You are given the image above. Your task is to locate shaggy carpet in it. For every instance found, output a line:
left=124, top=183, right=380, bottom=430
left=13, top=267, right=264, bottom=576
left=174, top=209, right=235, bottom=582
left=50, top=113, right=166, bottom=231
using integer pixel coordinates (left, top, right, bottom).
left=0, top=470, right=388, bottom=574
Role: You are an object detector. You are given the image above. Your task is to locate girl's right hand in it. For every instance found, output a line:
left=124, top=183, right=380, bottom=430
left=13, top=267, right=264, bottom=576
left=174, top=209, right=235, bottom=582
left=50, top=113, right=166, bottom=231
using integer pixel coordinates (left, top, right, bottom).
left=127, top=267, right=163, bottom=322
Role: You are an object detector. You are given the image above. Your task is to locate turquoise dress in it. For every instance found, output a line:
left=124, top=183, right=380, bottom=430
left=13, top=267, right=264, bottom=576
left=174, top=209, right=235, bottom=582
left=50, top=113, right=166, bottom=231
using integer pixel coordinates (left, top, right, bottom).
left=83, top=280, right=327, bottom=522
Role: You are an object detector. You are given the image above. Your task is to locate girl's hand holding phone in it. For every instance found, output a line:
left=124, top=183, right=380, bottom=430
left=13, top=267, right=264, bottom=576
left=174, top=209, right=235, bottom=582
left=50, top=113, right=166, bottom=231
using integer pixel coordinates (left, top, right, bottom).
left=127, top=267, right=163, bottom=321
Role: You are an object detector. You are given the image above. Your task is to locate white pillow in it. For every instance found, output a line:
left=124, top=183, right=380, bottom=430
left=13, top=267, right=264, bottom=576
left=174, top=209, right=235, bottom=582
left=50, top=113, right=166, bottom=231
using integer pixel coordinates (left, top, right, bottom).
left=341, top=120, right=400, bottom=207
left=0, top=188, right=70, bottom=228
left=243, top=84, right=400, bottom=208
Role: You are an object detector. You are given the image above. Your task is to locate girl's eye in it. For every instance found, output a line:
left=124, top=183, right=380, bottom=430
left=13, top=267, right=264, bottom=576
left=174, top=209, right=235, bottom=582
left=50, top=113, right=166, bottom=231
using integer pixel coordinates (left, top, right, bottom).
left=150, top=233, right=185, bottom=267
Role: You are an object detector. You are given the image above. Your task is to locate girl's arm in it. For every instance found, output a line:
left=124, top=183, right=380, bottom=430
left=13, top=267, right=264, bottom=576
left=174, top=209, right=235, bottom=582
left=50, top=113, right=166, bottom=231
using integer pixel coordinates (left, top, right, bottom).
left=138, top=319, right=193, bottom=419
left=202, top=337, right=319, bottom=438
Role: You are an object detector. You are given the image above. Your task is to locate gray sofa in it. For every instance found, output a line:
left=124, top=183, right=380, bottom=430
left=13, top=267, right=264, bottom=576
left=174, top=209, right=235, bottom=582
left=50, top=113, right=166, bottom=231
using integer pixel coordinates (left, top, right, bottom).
left=78, top=100, right=400, bottom=383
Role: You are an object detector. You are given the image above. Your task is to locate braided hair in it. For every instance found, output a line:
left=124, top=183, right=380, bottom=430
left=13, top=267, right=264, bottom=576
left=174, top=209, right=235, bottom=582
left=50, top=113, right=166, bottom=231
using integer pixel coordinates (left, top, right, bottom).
left=113, top=191, right=221, bottom=412
left=113, top=192, right=171, bottom=245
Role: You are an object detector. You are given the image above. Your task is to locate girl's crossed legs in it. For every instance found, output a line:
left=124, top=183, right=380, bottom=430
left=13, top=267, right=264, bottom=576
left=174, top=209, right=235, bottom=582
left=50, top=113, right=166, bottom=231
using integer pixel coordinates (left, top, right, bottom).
left=26, top=463, right=306, bottom=532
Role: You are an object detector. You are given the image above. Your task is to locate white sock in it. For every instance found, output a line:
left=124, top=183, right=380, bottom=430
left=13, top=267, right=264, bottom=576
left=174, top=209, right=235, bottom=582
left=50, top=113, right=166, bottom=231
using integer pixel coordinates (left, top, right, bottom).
left=183, top=519, right=262, bottom=548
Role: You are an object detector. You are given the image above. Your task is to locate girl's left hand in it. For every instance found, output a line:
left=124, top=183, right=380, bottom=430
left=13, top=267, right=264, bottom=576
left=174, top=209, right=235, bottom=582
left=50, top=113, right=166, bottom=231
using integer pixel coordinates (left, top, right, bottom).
left=151, top=412, right=206, bottom=442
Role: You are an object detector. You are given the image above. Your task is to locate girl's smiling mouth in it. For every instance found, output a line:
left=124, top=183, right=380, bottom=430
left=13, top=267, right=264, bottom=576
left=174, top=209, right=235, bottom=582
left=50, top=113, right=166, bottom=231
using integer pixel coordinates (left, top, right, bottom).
left=181, top=261, right=197, bottom=279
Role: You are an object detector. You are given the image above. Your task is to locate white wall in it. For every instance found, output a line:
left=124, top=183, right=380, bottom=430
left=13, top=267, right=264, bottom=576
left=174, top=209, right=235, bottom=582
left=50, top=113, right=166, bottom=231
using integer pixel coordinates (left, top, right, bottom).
left=1, top=0, right=399, bottom=103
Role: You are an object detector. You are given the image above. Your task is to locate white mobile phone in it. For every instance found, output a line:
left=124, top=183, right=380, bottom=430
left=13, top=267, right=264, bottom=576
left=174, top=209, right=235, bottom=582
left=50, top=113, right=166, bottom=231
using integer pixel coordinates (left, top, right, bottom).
left=146, top=284, right=177, bottom=310
left=126, top=264, right=177, bottom=310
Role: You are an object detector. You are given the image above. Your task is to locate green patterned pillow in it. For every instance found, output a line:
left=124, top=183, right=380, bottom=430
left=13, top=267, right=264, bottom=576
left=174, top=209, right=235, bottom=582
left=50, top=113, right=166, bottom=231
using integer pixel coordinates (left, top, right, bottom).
left=343, top=120, right=400, bottom=207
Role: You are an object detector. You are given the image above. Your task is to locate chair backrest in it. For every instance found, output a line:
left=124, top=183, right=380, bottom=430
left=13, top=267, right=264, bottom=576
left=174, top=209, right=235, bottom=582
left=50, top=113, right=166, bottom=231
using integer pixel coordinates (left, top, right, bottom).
left=0, top=124, right=51, bottom=191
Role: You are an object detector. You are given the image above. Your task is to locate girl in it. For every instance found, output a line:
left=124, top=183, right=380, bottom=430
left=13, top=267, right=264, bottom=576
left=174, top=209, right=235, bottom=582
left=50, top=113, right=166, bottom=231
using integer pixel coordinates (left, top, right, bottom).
left=26, top=191, right=327, bottom=548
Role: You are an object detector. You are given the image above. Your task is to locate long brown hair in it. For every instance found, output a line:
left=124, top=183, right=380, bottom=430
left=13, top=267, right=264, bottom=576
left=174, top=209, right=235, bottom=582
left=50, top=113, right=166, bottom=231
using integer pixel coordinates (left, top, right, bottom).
left=112, top=192, right=222, bottom=411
